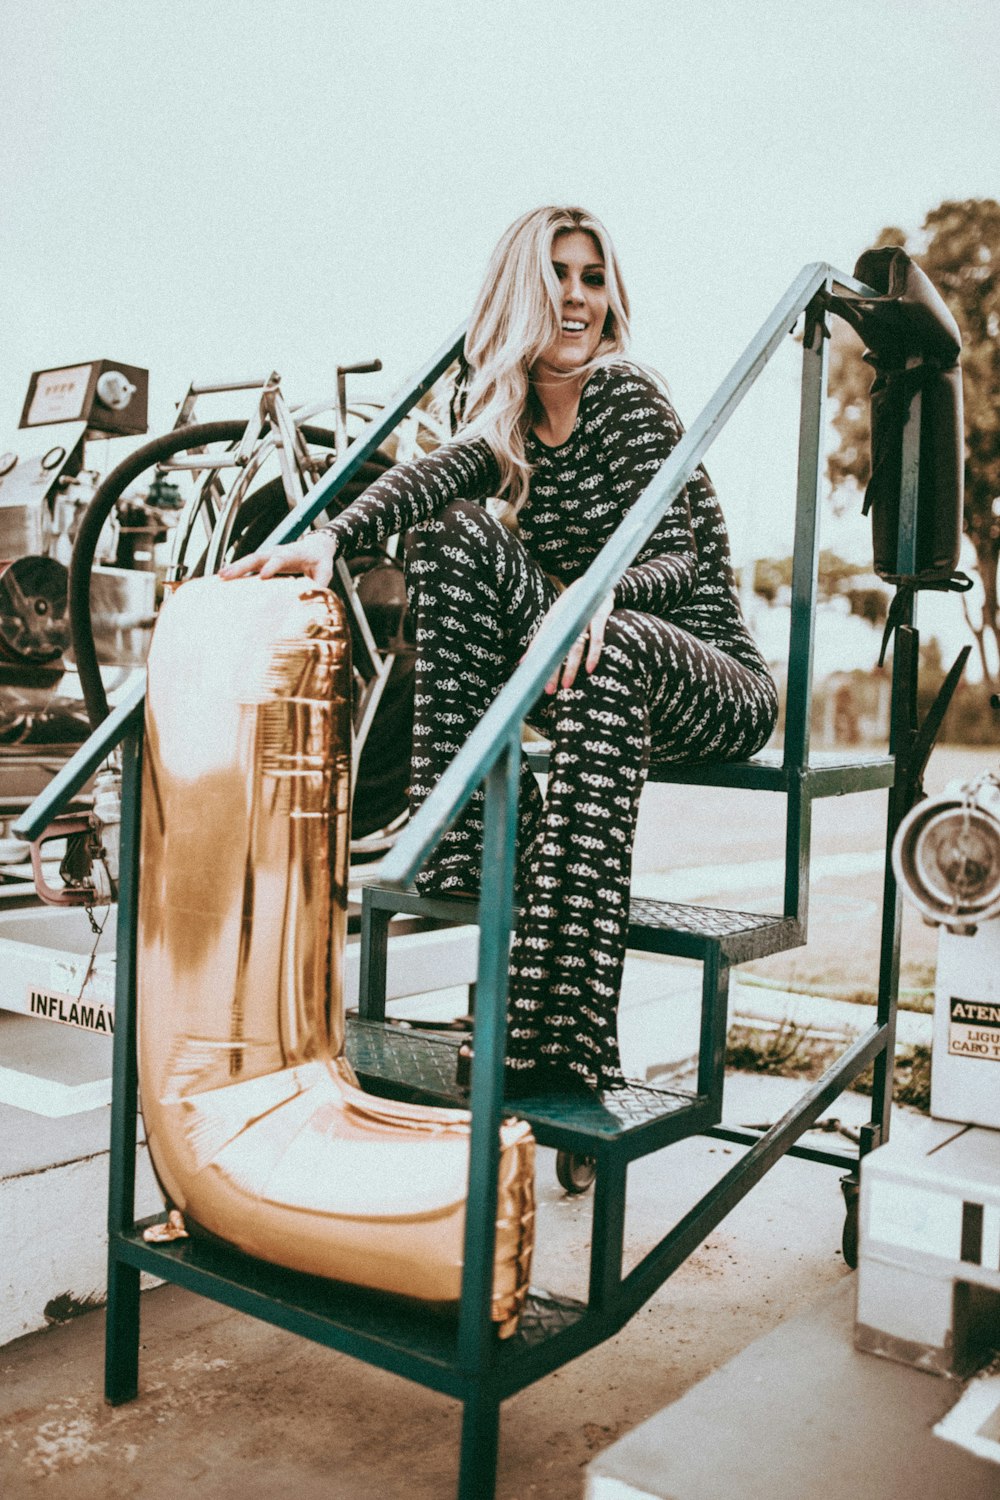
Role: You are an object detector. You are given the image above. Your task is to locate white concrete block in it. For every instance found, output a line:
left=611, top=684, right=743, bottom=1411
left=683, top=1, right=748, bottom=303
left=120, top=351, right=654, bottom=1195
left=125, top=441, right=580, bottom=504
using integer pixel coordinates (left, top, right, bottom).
left=0, top=1132, right=162, bottom=1347
left=856, top=1125, right=1000, bottom=1374
left=855, top=1257, right=956, bottom=1364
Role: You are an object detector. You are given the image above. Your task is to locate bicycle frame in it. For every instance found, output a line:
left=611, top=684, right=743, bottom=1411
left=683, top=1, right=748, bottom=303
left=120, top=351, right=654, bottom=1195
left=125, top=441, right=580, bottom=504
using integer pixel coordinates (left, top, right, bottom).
left=154, top=365, right=452, bottom=784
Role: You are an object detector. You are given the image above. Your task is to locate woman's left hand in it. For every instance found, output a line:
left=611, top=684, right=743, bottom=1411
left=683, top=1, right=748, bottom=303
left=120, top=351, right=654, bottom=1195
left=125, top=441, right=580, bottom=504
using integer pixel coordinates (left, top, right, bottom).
left=544, top=587, right=614, bottom=694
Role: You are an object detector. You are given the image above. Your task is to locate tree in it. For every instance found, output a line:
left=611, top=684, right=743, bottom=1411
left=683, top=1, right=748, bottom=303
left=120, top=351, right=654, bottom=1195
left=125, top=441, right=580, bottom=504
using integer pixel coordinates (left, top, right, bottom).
left=826, top=199, right=1000, bottom=683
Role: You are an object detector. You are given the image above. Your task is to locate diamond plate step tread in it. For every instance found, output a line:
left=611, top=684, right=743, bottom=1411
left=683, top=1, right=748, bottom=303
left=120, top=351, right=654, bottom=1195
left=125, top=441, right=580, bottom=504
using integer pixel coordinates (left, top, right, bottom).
left=361, top=882, right=802, bottom=962
left=347, top=1014, right=466, bottom=1100
left=120, top=1220, right=588, bottom=1374
left=505, top=1289, right=588, bottom=1352
left=625, top=896, right=800, bottom=962
left=628, top=896, right=780, bottom=937
left=345, top=1016, right=712, bottom=1147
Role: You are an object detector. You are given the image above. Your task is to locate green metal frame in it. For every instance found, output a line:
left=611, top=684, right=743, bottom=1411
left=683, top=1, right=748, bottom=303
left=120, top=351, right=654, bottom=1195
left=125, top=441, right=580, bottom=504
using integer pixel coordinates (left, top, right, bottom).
left=15, top=264, right=926, bottom=1500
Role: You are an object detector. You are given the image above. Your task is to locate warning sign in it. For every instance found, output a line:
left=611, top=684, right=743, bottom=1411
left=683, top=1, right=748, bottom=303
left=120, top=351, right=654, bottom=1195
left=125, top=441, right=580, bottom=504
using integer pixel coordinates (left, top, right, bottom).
left=28, top=987, right=114, bottom=1035
left=949, top=996, right=1000, bottom=1062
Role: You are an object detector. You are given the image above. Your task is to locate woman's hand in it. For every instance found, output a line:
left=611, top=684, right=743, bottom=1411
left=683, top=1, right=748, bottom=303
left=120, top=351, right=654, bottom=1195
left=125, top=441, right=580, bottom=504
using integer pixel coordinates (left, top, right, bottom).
left=218, top=530, right=339, bottom=587
left=544, top=586, right=614, bottom=694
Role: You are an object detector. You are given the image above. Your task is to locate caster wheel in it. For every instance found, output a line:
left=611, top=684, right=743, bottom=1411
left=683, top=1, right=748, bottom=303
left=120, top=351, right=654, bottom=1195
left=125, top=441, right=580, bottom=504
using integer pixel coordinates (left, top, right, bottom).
left=840, top=1173, right=860, bottom=1269
left=556, top=1151, right=596, bottom=1194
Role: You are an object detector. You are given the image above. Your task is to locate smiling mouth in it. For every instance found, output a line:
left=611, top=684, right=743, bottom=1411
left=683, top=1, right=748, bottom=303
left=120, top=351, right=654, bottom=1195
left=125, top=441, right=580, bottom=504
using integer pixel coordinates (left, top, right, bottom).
left=561, top=320, right=587, bottom=333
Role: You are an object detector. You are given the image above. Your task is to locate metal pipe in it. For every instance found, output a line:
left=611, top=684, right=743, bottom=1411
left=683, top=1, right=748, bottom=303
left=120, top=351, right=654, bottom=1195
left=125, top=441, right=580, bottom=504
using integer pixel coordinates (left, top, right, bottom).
left=187, top=375, right=275, bottom=395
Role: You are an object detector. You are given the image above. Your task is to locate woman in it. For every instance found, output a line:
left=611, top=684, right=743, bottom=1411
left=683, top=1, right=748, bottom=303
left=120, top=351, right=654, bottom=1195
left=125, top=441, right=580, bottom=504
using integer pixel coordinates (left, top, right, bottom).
left=221, top=205, right=778, bottom=1094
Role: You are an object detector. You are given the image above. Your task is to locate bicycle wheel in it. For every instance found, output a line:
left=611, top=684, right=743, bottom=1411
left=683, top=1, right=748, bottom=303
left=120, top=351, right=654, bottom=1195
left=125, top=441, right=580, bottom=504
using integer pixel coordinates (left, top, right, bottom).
left=69, top=422, right=414, bottom=847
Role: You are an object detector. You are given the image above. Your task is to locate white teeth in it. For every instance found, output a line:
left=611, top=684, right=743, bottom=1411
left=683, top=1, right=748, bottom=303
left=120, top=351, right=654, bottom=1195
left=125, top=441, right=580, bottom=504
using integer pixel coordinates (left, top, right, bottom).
left=562, top=321, right=586, bottom=331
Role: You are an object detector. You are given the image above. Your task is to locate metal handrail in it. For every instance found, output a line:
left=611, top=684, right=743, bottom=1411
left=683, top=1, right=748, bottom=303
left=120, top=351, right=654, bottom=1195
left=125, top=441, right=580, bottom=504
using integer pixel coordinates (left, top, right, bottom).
left=378, top=261, right=874, bottom=888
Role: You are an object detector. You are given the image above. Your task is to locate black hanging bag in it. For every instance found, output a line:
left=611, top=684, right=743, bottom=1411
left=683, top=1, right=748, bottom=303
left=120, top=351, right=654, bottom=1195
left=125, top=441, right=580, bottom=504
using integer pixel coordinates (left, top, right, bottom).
left=834, top=247, right=972, bottom=659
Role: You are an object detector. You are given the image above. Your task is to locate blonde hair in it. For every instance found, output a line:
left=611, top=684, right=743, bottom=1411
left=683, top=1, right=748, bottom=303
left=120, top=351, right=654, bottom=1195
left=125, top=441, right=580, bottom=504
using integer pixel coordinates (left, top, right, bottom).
left=456, top=205, right=631, bottom=513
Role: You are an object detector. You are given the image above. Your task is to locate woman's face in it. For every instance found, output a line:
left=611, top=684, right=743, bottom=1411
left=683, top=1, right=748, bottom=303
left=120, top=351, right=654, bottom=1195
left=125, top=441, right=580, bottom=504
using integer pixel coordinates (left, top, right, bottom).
left=533, top=229, right=609, bottom=379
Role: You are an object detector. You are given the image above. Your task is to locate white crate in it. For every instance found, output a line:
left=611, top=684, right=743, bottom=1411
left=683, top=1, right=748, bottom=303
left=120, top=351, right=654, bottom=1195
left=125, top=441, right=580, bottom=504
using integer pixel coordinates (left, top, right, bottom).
left=856, top=1124, right=1000, bottom=1374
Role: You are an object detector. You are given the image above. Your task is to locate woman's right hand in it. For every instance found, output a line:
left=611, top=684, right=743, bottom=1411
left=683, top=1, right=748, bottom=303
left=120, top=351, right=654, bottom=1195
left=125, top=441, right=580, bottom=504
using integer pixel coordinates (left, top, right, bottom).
left=218, top=530, right=339, bottom=587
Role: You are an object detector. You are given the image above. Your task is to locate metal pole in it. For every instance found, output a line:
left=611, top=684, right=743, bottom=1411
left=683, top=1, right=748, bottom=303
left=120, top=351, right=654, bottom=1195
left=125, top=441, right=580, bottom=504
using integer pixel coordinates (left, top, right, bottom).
left=104, top=725, right=143, bottom=1404
left=867, top=374, right=922, bottom=1151
left=782, top=291, right=830, bottom=927
left=456, top=732, right=520, bottom=1372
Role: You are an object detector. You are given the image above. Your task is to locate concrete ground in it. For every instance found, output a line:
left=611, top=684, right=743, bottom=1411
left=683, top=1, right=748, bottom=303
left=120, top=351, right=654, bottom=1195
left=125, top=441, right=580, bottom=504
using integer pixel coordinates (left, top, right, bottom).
left=587, top=1277, right=1000, bottom=1500
left=0, top=1074, right=933, bottom=1500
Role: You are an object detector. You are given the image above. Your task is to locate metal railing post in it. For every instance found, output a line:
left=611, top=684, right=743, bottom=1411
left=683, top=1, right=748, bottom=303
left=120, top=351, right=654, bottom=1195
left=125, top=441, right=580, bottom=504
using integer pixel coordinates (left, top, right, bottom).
left=781, top=290, right=831, bottom=926
left=104, top=723, right=143, bottom=1404
left=457, top=729, right=521, bottom=1372
left=867, top=369, right=923, bottom=1151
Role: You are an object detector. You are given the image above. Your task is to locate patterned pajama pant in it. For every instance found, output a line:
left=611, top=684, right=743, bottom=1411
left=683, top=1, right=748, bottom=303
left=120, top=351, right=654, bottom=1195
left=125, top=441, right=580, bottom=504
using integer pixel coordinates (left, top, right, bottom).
left=405, top=501, right=777, bottom=1091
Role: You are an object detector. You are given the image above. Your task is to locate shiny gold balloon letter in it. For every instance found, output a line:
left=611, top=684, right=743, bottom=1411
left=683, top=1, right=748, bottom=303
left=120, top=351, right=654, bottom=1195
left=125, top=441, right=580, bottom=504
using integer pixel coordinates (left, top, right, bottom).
left=138, top=577, right=534, bottom=1334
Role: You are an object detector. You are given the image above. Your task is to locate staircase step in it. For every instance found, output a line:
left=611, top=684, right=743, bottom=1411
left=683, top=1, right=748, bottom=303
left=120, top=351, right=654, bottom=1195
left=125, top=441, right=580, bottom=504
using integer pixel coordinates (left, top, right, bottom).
left=626, top=896, right=800, bottom=963
left=361, top=883, right=802, bottom=964
left=345, top=1016, right=716, bottom=1160
left=118, top=1217, right=592, bottom=1394
left=524, top=742, right=895, bottom=795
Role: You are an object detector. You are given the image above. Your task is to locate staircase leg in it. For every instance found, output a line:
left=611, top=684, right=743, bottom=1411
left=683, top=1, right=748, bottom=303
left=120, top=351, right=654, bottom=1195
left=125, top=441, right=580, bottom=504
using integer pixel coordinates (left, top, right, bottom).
left=458, top=1389, right=501, bottom=1500
left=697, top=953, right=731, bottom=1112
left=106, top=727, right=143, bottom=1406
left=104, top=1255, right=141, bottom=1404
left=588, top=1158, right=626, bottom=1311
left=358, top=899, right=391, bottom=1020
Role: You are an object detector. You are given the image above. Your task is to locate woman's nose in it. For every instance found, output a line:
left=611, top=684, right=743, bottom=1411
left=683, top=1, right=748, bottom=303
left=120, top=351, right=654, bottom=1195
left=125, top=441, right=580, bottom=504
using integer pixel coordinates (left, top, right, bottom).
left=563, top=273, right=585, bottom=304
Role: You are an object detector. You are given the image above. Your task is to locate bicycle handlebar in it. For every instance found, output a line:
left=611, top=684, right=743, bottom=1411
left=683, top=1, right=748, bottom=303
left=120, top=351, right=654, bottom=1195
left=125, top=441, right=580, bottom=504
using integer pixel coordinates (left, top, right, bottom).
left=337, top=360, right=382, bottom=376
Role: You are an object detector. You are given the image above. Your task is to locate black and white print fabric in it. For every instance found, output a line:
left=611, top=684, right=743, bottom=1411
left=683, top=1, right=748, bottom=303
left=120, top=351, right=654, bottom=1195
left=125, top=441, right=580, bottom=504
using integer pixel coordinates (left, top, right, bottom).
left=323, top=364, right=778, bottom=1091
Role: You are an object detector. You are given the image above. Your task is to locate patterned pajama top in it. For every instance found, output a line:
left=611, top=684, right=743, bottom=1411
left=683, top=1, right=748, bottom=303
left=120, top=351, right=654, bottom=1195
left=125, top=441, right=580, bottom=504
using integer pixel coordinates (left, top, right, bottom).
left=324, top=362, right=769, bottom=677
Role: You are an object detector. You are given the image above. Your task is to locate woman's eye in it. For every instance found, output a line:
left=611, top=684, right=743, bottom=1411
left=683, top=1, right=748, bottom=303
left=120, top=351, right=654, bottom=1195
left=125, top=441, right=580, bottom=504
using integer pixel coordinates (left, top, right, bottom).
left=584, top=274, right=605, bottom=287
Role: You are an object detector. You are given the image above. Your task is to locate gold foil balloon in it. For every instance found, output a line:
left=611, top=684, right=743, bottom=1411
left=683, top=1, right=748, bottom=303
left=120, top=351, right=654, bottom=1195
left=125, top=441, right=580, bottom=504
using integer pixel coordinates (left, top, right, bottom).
left=138, top=577, right=534, bottom=1334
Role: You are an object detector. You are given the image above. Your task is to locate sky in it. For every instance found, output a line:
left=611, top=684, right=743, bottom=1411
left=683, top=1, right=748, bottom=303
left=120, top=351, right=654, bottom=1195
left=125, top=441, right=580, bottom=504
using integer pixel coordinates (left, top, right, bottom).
left=4, top=0, right=999, bottom=591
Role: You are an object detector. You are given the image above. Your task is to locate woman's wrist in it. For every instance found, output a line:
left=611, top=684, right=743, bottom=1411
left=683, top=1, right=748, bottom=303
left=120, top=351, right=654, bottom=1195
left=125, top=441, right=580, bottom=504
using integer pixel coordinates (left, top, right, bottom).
left=317, top=521, right=347, bottom=553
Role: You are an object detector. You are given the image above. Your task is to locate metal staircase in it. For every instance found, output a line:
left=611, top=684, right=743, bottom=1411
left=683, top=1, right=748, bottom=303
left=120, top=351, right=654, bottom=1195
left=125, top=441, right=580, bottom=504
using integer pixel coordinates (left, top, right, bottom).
left=15, top=261, right=930, bottom=1500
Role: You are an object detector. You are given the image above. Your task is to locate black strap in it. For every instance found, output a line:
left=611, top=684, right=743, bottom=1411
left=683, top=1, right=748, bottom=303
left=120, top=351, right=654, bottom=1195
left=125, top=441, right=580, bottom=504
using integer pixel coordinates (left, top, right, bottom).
left=878, top=572, right=974, bottom=667
left=903, top=644, right=971, bottom=807
left=803, top=296, right=831, bottom=351
left=448, top=352, right=471, bottom=433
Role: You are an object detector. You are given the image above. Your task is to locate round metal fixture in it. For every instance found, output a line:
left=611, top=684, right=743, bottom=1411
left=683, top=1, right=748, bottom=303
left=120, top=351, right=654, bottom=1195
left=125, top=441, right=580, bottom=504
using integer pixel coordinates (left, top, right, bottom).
left=95, top=370, right=136, bottom=410
left=0, top=555, right=70, bottom=664
left=893, top=782, right=1000, bottom=931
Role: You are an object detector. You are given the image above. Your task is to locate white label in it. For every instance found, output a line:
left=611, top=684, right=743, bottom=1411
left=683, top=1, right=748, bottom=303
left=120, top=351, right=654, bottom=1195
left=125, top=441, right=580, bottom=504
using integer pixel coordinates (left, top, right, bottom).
left=27, top=986, right=114, bottom=1034
left=26, top=365, right=92, bottom=425
left=949, top=997, right=1000, bottom=1062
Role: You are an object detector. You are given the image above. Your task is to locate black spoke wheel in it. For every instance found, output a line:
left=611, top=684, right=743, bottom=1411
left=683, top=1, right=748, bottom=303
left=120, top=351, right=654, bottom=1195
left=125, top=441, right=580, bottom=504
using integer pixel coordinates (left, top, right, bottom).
left=69, top=421, right=414, bottom=851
